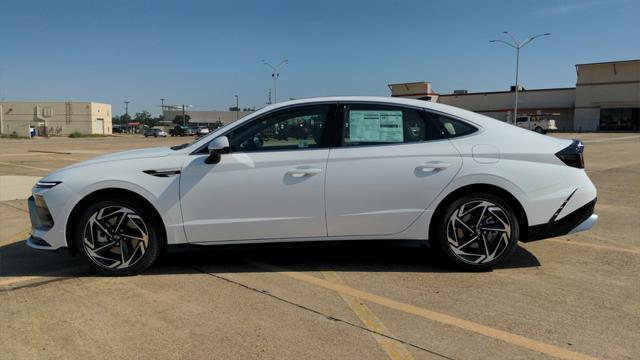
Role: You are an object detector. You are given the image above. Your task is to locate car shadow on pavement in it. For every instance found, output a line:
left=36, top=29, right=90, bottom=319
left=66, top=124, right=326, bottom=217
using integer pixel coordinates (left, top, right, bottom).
left=0, top=239, right=540, bottom=278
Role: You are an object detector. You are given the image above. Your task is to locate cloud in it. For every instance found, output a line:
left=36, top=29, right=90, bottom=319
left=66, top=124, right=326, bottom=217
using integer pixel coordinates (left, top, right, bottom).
left=533, top=0, right=626, bottom=16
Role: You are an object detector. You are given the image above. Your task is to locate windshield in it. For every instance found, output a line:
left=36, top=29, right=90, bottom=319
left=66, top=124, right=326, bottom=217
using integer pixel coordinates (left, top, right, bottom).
left=169, top=107, right=267, bottom=151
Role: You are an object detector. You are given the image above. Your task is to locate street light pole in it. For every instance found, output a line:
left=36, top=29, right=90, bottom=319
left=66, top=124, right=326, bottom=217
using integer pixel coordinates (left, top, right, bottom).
left=123, top=101, right=130, bottom=127
left=262, top=59, right=288, bottom=103
left=490, top=32, right=550, bottom=128
left=234, top=94, right=239, bottom=120
left=160, top=98, right=165, bottom=111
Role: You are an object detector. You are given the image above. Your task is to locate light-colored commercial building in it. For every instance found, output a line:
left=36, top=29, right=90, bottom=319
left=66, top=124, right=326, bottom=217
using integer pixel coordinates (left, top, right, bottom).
left=438, top=88, right=576, bottom=131
left=389, top=59, right=640, bottom=131
left=162, top=109, right=252, bottom=127
left=574, top=60, right=640, bottom=131
left=0, top=101, right=112, bottom=136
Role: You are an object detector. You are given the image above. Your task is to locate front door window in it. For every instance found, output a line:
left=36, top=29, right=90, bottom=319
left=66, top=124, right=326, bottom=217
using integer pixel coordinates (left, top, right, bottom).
left=227, top=105, right=330, bottom=152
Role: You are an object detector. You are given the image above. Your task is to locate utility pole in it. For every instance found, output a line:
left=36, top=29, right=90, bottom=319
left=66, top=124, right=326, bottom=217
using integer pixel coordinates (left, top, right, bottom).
left=123, top=101, right=130, bottom=127
left=182, top=104, right=186, bottom=126
left=160, top=98, right=165, bottom=111
left=234, top=94, right=239, bottom=120
left=490, top=32, right=550, bottom=128
left=267, top=88, right=272, bottom=105
left=262, top=59, right=288, bottom=103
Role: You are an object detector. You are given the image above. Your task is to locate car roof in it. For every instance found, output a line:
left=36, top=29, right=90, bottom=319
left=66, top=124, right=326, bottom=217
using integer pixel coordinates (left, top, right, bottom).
left=186, top=96, right=518, bottom=152
left=257, top=96, right=498, bottom=128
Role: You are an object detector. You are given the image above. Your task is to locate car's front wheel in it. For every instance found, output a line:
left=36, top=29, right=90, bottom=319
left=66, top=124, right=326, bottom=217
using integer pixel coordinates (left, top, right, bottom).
left=75, top=199, right=162, bottom=276
left=435, top=193, right=519, bottom=271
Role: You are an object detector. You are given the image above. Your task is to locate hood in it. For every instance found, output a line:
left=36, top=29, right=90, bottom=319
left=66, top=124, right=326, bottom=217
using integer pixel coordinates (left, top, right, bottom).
left=92, top=146, right=171, bottom=162
left=46, top=146, right=171, bottom=176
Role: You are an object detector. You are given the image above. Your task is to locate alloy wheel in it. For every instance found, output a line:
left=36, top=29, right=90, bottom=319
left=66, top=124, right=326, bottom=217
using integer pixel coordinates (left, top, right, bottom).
left=82, top=206, right=149, bottom=270
left=446, top=200, right=512, bottom=264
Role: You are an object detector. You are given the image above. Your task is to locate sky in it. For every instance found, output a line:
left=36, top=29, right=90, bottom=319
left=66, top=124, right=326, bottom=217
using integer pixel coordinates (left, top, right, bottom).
left=1, top=0, right=638, bottom=116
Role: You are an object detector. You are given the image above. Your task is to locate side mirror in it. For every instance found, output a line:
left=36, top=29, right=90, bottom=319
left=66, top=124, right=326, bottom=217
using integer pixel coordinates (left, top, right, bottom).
left=205, top=136, right=230, bottom=164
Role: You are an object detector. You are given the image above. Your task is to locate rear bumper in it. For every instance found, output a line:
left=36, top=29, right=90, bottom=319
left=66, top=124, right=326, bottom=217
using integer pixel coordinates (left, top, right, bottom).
left=523, top=198, right=597, bottom=242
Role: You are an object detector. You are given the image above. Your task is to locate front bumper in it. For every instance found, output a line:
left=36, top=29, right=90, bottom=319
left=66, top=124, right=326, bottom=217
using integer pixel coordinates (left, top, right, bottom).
left=523, top=198, right=597, bottom=242
left=27, top=196, right=57, bottom=250
left=27, top=183, right=78, bottom=251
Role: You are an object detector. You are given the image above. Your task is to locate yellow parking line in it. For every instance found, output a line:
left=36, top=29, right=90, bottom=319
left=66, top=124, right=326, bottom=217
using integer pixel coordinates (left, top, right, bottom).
left=548, top=238, right=640, bottom=254
left=249, top=261, right=597, bottom=360
left=322, top=271, right=414, bottom=360
left=0, top=229, right=30, bottom=246
left=0, top=161, right=51, bottom=172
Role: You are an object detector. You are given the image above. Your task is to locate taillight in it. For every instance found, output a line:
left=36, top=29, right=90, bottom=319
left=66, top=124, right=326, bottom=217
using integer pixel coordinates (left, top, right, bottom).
left=555, top=140, right=584, bottom=169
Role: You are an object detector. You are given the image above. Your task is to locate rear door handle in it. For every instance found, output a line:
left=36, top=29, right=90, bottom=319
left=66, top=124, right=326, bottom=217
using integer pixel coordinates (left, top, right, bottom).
left=416, top=161, right=451, bottom=171
left=286, top=168, right=322, bottom=177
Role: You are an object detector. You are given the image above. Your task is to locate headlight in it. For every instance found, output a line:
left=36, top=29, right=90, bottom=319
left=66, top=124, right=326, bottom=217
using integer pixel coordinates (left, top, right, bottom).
left=36, top=181, right=62, bottom=189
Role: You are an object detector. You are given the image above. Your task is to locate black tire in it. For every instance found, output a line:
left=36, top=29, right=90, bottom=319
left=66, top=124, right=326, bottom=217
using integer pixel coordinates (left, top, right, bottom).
left=534, top=127, right=545, bottom=134
left=75, top=198, right=162, bottom=276
left=434, top=192, right=519, bottom=271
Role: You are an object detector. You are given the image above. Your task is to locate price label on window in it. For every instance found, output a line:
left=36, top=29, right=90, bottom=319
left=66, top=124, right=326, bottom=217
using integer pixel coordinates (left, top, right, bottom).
left=349, top=110, right=403, bottom=143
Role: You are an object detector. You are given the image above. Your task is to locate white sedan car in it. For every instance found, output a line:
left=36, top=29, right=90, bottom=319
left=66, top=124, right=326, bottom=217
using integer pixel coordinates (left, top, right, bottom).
left=28, top=97, right=597, bottom=275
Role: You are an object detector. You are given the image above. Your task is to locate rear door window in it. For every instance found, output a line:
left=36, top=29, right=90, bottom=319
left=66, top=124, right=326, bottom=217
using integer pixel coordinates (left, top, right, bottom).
left=342, top=104, right=444, bottom=147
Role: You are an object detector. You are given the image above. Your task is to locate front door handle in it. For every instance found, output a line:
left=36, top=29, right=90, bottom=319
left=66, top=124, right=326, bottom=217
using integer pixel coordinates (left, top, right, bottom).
left=286, top=168, right=322, bottom=177
left=416, top=161, right=451, bottom=171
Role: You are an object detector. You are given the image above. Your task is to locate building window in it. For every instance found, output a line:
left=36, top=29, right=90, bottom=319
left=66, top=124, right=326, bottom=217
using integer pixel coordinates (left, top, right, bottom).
left=600, top=108, right=639, bottom=131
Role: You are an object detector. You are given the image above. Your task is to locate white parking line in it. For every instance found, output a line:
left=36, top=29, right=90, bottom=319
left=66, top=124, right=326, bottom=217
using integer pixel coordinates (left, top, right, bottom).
left=583, top=135, right=640, bottom=143
left=0, top=161, right=51, bottom=172
left=0, top=267, right=87, bottom=288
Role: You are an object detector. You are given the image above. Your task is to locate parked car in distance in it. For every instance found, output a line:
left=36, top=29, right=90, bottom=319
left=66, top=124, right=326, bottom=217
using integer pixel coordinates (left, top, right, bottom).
left=28, top=96, right=597, bottom=276
left=515, top=114, right=558, bottom=134
left=143, top=128, right=168, bottom=137
left=196, top=127, right=210, bottom=136
left=169, top=125, right=195, bottom=136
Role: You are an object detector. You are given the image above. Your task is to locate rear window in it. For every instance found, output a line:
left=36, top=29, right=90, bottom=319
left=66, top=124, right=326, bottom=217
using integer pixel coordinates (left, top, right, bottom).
left=430, top=113, right=477, bottom=137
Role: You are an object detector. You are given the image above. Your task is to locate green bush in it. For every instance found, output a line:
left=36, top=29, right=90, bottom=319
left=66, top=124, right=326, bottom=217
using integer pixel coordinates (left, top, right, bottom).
left=68, top=132, right=108, bottom=138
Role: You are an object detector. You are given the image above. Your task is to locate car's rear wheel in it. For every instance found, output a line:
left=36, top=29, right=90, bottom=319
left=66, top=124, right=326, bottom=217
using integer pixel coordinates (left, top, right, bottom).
left=75, top=199, right=161, bottom=276
left=534, top=127, right=545, bottom=134
left=435, top=193, right=519, bottom=271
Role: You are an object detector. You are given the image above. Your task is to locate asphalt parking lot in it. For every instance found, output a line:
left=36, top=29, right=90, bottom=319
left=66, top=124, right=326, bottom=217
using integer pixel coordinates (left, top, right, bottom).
left=1, top=133, right=639, bottom=359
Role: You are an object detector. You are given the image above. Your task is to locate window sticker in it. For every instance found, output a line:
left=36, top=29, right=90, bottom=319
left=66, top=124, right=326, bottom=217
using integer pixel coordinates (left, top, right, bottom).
left=349, top=110, right=403, bottom=143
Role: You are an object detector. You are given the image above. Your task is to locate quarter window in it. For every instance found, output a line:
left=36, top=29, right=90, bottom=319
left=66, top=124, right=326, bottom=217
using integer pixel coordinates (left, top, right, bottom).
left=429, top=113, right=477, bottom=137
left=342, top=105, right=443, bottom=147
left=227, top=105, right=330, bottom=152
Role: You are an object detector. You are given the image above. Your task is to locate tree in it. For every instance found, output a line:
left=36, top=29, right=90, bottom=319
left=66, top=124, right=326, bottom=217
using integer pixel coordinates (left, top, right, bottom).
left=173, top=114, right=191, bottom=125
left=212, top=120, right=224, bottom=129
left=135, top=110, right=157, bottom=127
left=119, top=113, right=132, bottom=125
left=242, top=107, right=255, bottom=112
left=229, top=106, right=240, bottom=111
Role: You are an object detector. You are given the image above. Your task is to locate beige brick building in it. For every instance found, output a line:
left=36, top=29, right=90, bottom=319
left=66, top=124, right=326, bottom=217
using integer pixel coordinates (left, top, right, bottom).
left=0, top=101, right=112, bottom=136
left=389, top=59, right=640, bottom=131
